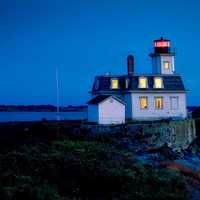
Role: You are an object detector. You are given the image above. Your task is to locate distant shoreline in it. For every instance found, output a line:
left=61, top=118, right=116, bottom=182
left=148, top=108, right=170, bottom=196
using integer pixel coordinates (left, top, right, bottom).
left=0, top=110, right=86, bottom=112
left=0, top=105, right=88, bottom=112
left=0, top=105, right=197, bottom=112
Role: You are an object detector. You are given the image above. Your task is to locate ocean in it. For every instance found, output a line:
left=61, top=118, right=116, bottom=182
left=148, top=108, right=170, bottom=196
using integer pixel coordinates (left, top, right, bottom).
left=0, top=111, right=87, bottom=122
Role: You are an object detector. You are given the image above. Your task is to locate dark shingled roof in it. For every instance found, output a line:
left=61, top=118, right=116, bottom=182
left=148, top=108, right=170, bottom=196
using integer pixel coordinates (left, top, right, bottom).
left=88, top=95, right=125, bottom=105
left=91, top=75, right=186, bottom=93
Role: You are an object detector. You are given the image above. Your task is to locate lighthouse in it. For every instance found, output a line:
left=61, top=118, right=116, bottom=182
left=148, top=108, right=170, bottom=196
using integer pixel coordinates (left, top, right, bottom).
left=149, top=37, right=175, bottom=74
left=88, top=38, right=187, bottom=124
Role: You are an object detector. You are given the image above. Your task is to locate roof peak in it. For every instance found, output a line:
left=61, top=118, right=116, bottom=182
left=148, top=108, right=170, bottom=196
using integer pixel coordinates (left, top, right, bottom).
left=87, top=95, right=125, bottom=105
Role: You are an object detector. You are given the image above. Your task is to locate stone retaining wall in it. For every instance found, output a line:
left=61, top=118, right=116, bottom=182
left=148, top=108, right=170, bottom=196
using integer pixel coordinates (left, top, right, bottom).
left=82, top=119, right=196, bottom=150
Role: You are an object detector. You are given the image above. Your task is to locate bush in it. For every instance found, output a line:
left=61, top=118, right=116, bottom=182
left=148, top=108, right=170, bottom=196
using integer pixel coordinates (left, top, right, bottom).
left=0, top=139, right=187, bottom=200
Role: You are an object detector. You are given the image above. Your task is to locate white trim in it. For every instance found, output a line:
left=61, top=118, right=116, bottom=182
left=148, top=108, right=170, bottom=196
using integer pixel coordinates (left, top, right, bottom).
left=98, top=96, right=126, bottom=106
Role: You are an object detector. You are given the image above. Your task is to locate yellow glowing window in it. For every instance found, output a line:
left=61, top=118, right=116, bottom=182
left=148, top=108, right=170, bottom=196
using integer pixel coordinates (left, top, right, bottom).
left=154, top=77, right=163, bottom=89
left=163, top=61, right=170, bottom=69
left=138, top=77, right=148, bottom=88
left=155, top=97, right=163, bottom=109
left=140, top=97, right=148, bottom=110
left=111, top=79, right=119, bottom=89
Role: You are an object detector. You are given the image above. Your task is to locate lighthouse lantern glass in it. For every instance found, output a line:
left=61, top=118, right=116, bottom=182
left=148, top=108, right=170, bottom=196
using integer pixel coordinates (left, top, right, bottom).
left=154, top=41, right=170, bottom=48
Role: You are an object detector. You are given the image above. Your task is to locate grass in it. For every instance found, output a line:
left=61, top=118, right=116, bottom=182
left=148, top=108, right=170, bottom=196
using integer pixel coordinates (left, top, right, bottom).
left=0, top=137, right=188, bottom=200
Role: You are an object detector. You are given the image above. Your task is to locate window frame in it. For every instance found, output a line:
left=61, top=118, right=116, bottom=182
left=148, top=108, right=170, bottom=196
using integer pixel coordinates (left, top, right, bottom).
left=153, top=77, right=164, bottom=89
left=125, top=78, right=129, bottom=89
left=170, top=96, right=179, bottom=110
left=138, top=77, right=148, bottom=89
left=139, top=96, right=148, bottom=110
left=111, top=78, right=119, bottom=89
left=155, top=96, right=164, bottom=110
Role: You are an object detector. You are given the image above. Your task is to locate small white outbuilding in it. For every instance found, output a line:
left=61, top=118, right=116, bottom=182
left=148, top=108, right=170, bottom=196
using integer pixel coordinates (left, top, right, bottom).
left=87, top=95, right=125, bottom=125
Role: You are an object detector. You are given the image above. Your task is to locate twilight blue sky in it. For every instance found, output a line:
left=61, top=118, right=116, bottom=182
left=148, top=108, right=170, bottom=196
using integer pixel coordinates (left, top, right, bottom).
left=1, top=0, right=200, bottom=106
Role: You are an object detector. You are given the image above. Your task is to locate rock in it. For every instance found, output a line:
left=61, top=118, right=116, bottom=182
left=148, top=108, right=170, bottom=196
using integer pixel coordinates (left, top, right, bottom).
left=159, top=143, right=177, bottom=160
left=143, top=143, right=177, bottom=160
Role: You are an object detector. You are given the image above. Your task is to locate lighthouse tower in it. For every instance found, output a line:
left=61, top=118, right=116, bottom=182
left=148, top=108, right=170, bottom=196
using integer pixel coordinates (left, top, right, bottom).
left=149, top=37, right=175, bottom=74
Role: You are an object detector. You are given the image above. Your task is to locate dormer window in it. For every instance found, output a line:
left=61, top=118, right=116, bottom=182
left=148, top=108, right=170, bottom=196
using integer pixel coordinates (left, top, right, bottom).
left=125, top=79, right=129, bottom=89
left=95, top=79, right=99, bottom=90
left=163, top=61, right=170, bottom=69
left=154, top=77, right=163, bottom=89
left=138, top=77, right=148, bottom=88
left=111, top=79, right=119, bottom=89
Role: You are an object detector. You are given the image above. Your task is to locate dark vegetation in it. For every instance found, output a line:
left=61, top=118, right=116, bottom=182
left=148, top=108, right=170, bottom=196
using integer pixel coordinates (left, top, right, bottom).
left=0, top=121, right=189, bottom=200
left=192, top=106, right=200, bottom=137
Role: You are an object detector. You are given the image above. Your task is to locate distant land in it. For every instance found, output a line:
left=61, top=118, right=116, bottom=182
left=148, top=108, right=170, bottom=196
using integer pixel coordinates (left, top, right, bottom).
left=187, top=106, right=199, bottom=113
left=0, top=105, right=88, bottom=112
left=0, top=105, right=198, bottom=113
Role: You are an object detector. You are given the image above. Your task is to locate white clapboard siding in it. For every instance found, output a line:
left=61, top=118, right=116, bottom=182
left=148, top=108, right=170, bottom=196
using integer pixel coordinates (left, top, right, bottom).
left=98, top=97, right=125, bottom=124
left=88, top=96, right=125, bottom=124
left=129, top=92, right=187, bottom=120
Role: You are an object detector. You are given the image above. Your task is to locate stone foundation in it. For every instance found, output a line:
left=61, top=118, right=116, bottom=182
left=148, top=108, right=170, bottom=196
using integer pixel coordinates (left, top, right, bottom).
left=82, top=119, right=196, bottom=150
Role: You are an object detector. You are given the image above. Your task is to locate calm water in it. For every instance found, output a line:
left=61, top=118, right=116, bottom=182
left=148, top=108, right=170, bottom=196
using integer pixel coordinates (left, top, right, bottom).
left=0, top=112, right=87, bottom=122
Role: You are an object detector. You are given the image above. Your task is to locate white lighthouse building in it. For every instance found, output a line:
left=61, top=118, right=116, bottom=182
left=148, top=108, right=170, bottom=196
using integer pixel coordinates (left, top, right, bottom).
left=88, top=38, right=187, bottom=124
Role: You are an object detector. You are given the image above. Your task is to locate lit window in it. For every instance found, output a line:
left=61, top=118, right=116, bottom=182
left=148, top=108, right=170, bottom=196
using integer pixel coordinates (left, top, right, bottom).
left=170, top=96, right=179, bottom=110
left=125, top=79, right=129, bottom=89
left=163, top=61, right=170, bottom=69
left=154, top=77, right=163, bottom=89
left=155, top=97, right=163, bottom=109
left=140, top=97, right=148, bottom=110
left=111, top=79, right=119, bottom=89
left=138, top=77, right=148, bottom=88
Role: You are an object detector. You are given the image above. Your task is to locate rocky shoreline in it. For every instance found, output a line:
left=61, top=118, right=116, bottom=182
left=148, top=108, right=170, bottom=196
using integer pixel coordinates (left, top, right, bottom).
left=0, top=120, right=199, bottom=199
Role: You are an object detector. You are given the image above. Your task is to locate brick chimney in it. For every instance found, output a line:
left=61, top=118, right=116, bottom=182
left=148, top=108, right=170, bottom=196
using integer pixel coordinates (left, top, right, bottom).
left=127, top=55, right=134, bottom=75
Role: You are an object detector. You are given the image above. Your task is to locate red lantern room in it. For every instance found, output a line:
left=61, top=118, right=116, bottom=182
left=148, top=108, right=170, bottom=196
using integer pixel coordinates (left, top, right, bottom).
left=154, top=37, right=170, bottom=54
